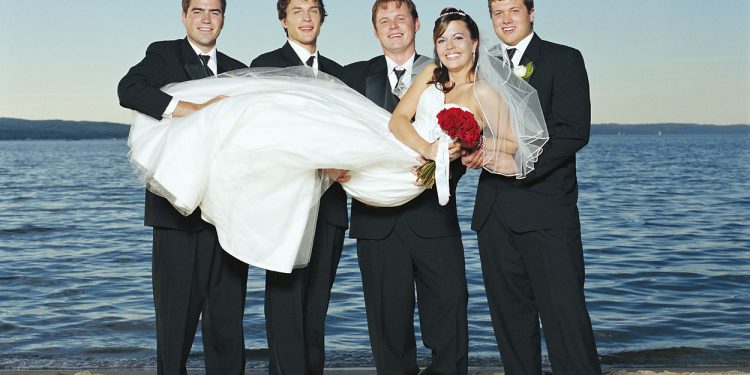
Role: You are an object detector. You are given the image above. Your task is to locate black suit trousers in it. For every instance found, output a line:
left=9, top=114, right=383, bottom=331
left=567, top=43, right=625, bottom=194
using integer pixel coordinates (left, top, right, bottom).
left=357, top=219, right=468, bottom=375
left=265, top=212, right=345, bottom=375
left=477, top=203, right=601, bottom=375
left=152, top=225, right=248, bottom=375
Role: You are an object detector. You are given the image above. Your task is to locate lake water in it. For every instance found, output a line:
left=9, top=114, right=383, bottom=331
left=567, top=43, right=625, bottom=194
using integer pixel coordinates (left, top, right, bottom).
left=0, top=134, right=748, bottom=371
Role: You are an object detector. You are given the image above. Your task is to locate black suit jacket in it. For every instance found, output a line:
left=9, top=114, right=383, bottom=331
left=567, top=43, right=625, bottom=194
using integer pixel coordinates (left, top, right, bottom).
left=250, top=42, right=348, bottom=229
left=472, top=34, right=591, bottom=233
left=118, top=38, right=247, bottom=231
left=342, top=55, right=466, bottom=239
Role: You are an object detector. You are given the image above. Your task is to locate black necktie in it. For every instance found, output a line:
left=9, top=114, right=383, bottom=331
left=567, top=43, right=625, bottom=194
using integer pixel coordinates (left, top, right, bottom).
left=306, top=55, right=316, bottom=68
left=393, top=68, right=407, bottom=97
left=506, top=48, right=517, bottom=68
left=199, top=55, right=214, bottom=77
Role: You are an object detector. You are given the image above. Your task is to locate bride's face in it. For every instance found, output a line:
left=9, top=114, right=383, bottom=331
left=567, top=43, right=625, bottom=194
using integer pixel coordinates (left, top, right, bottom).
left=435, top=21, right=478, bottom=72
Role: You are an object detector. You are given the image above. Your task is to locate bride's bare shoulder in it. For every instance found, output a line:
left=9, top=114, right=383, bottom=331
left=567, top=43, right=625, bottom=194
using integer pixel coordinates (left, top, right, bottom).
left=414, top=62, right=437, bottom=85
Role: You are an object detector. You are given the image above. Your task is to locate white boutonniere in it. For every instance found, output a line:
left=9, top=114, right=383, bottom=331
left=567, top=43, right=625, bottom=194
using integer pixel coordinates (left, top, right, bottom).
left=513, top=61, right=535, bottom=80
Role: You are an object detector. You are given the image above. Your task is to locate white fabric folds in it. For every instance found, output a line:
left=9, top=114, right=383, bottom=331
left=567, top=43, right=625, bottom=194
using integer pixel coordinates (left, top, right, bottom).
left=128, top=67, right=423, bottom=273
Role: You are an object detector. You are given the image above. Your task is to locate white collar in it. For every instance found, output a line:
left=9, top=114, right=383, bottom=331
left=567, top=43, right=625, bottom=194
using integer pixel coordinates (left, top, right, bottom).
left=288, top=39, right=319, bottom=71
left=187, top=38, right=218, bottom=76
left=501, top=31, right=534, bottom=65
left=385, top=53, right=415, bottom=89
left=385, top=52, right=416, bottom=74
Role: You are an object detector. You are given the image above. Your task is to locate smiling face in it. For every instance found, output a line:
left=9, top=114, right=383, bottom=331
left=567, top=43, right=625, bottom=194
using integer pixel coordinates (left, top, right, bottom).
left=373, top=1, right=420, bottom=57
left=182, top=0, right=224, bottom=53
left=281, top=0, right=322, bottom=51
left=435, top=20, right=478, bottom=72
left=490, top=0, right=534, bottom=46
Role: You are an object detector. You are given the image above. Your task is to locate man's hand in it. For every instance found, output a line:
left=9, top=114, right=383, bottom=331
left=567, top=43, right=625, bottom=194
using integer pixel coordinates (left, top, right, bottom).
left=462, top=148, right=484, bottom=169
left=173, top=95, right=227, bottom=118
left=324, top=169, right=351, bottom=184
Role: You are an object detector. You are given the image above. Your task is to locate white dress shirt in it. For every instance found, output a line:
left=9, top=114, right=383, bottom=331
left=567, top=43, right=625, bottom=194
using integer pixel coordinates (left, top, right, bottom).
left=501, top=32, right=535, bottom=67
left=163, top=39, right=219, bottom=118
left=385, top=53, right=416, bottom=91
left=288, top=39, right=319, bottom=73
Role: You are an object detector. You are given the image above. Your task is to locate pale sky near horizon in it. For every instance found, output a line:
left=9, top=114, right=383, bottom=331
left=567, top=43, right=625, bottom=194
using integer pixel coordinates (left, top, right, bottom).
left=1, top=0, right=749, bottom=125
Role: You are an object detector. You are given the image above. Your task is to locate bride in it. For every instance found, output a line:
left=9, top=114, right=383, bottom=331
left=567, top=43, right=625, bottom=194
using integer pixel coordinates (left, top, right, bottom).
left=127, top=11, right=547, bottom=274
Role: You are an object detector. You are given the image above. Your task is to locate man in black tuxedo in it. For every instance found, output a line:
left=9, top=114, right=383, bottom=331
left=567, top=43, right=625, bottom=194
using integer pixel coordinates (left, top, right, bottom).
left=464, top=1, right=602, bottom=374
left=249, top=1, right=345, bottom=374
left=117, top=1, right=248, bottom=374
left=342, top=1, right=468, bottom=374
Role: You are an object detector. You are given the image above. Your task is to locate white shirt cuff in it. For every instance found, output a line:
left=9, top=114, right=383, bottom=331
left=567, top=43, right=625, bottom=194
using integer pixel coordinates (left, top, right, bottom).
left=162, top=97, right=179, bottom=118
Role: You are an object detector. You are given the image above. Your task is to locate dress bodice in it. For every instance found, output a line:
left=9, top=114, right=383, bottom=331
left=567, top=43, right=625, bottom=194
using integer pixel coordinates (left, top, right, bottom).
left=413, top=85, right=446, bottom=143
left=413, top=84, right=476, bottom=143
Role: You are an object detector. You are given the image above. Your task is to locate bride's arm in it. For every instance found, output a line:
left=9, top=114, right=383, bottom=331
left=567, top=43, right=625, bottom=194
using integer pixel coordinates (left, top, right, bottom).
left=388, top=63, right=438, bottom=159
left=474, top=82, right=518, bottom=154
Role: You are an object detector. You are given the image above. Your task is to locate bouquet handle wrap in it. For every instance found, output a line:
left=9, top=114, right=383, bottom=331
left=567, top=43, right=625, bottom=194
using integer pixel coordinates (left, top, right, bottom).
left=435, top=134, right=451, bottom=206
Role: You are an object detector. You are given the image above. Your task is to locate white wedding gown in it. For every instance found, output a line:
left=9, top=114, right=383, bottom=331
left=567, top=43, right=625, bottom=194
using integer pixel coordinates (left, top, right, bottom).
left=128, top=64, right=546, bottom=273
left=129, top=69, right=443, bottom=273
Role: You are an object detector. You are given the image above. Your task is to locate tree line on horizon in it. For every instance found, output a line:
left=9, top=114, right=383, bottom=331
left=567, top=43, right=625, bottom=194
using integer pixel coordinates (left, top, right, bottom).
left=0, top=117, right=748, bottom=140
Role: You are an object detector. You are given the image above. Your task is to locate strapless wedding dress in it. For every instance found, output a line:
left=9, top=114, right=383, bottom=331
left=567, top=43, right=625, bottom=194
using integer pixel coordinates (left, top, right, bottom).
left=128, top=69, right=453, bottom=273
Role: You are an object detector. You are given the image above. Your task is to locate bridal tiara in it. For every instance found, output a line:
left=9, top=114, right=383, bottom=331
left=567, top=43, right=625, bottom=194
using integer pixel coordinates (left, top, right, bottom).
left=440, top=11, right=467, bottom=18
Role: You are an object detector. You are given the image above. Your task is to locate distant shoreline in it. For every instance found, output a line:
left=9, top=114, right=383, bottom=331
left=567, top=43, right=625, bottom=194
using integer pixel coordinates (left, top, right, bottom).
left=1, top=118, right=748, bottom=140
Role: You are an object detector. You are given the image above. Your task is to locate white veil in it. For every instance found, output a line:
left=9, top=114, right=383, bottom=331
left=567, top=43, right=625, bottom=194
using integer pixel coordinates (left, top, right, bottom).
left=473, top=33, right=548, bottom=178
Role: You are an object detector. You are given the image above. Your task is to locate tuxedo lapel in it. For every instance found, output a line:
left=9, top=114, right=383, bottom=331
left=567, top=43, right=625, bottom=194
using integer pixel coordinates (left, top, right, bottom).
left=180, top=38, right=208, bottom=80
left=216, top=53, right=232, bottom=74
left=365, top=57, right=396, bottom=112
left=281, top=41, right=305, bottom=66
left=521, top=34, right=543, bottom=86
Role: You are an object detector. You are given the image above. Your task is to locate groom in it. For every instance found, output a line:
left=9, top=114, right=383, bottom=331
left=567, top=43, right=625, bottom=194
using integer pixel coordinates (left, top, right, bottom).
left=465, top=1, right=603, bottom=374
left=117, top=0, right=248, bottom=374
left=250, top=1, right=346, bottom=374
left=342, top=1, right=468, bottom=374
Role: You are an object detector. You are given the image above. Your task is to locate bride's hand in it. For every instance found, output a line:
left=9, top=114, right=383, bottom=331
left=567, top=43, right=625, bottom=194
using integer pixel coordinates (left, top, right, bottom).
left=420, top=142, right=439, bottom=160
left=449, top=141, right=461, bottom=161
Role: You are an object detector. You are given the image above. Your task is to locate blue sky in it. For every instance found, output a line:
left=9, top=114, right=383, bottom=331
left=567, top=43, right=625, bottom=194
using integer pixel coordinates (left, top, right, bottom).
left=2, top=0, right=748, bottom=125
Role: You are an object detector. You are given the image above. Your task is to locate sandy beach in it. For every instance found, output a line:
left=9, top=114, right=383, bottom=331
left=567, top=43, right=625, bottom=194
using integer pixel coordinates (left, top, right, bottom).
left=0, top=369, right=747, bottom=375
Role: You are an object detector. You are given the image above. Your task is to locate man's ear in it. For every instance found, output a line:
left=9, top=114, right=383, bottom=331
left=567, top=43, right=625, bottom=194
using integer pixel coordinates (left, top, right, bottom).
left=414, top=18, right=421, bottom=33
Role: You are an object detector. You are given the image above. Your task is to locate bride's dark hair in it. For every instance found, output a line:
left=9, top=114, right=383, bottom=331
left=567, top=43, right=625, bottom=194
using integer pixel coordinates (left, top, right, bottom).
left=429, top=8, right=480, bottom=93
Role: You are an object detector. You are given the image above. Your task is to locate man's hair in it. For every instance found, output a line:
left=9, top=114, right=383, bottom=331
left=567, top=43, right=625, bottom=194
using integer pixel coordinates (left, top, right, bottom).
left=487, top=0, right=534, bottom=13
left=277, top=0, right=328, bottom=23
left=182, top=0, right=227, bottom=14
left=371, top=0, right=418, bottom=27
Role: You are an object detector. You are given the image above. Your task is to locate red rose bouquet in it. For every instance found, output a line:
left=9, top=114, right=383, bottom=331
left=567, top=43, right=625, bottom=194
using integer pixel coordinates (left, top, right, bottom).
left=416, top=106, right=481, bottom=188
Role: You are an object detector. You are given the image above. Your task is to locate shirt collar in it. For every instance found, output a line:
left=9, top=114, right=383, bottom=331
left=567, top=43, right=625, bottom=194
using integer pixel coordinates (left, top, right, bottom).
left=501, top=31, right=534, bottom=65
left=288, top=39, right=319, bottom=71
left=385, top=53, right=416, bottom=88
left=187, top=38, right=218, bottom=75
left=385, top=53, right=416, bottom=74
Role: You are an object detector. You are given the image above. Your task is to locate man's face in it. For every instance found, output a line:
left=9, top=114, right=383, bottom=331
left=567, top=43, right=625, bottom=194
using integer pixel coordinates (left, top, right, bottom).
left=282, top=0, right=322, bottom=49
left=373, top=1, right=420, bottom=55
left=182, top=0, right=225, bottom=52
left=490, top=0, right=534, bottom=46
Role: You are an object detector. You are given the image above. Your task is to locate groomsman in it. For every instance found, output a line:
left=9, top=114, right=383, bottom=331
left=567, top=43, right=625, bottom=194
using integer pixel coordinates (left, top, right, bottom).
left=465, top=1, right=603, bottom=374
left=250, top=1, right=346, bottom=374
left=117, top=1, right=248, bottom=374
left=342, top=1, right=469, bottom=374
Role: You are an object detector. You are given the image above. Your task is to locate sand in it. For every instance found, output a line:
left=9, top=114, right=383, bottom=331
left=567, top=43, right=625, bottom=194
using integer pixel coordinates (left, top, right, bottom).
left=0, top=369, right=747, bottom=375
